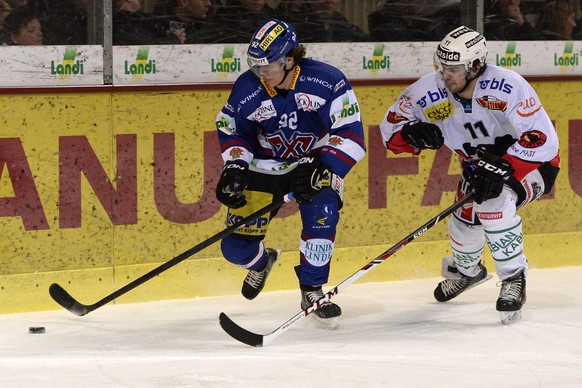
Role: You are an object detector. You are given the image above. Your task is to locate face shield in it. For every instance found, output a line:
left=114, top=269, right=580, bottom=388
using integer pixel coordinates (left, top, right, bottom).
left=247, top=55, right=287, bottom=79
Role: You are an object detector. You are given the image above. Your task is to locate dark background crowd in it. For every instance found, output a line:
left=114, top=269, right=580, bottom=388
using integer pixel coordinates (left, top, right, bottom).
left=0, top=0, right=580, bottom=46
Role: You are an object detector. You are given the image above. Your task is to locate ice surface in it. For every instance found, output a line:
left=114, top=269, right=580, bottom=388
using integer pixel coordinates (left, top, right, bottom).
left=1, top=267, right=581, bottom=387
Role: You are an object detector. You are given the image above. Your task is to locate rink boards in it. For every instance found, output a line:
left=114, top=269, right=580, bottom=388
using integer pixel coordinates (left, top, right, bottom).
left=0, top=80, right=580, bottom=313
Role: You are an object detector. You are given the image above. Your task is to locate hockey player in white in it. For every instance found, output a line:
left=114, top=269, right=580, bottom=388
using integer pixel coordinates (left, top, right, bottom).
left=215, top=19, right=366, bottom=328
left=379, top=26, right=560, bottom=324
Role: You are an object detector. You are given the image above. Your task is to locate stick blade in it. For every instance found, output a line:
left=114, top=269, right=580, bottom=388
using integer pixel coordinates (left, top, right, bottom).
left=219, top=312, right=264, bottom=347
left=49, top=283, right=90, bottom=316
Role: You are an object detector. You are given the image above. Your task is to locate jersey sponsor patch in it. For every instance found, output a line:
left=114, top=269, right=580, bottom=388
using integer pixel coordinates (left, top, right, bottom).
left=216, top=113, right=236, bottom=134
left=476, top=211, right=503, bottom=220
left=334, top=79, right=346, bottom=93
left=476, top=95, right=507, bottom=112
left=424, top=100, right=455, bottom=122
left=478, top=77, right=513, bottom=94
left=295, top=92, right=326, bottom=111
left=330, top=91, right=360, bottom=127
left=261, top=78, right=277, bottom=97
left=517, top=97, right=542, bottom=117
left=387, top=110, right=407, bottom=124
left=247, top=100, right=277, bottom=122
left=518, top=130, right=547, bottom=148
left=300, top=238, right=334, bottom=267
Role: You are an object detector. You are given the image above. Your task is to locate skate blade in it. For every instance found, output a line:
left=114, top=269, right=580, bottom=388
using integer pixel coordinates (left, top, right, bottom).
left=309, top=314, right=340, bottom=330
left=500, top=310, right=522, bottom=325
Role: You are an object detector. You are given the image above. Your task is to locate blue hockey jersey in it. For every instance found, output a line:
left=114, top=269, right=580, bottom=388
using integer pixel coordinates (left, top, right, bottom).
left=216, top=58, right=366, bottom=178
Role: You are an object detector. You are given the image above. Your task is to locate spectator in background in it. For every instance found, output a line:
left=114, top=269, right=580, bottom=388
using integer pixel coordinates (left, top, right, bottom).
left=368, top=0, right=459, bottom=42
left=5, top=0, right=26, bottom=8
left=275, top=0, right=309, bottom=24
left=3, top=6, right=43, bottom=44
left=26, top=0, right=47, bottom=21
left=536, top=0, right=577, bottom=39
left=165, top=0, right=228, bottom=43
left=0, top=0, right=12, bottom=43
left=299, top=0, right=370, bottom=42
left=484, top=0, right=543, bottom=40
left=113, top=0, right=184, bottom=44
left=214, top=0, right=276, bottom=43
left=368, top=0, right=434, bottom=41
left=43, top=0, right=87, bottom=44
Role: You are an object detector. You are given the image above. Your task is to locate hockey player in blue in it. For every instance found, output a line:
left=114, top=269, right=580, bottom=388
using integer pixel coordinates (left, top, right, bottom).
left=215, top=18, right=366, bottom=328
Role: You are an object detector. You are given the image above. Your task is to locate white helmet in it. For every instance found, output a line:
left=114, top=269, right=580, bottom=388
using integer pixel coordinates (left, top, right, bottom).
left=434, top=26, right=487, bottom=73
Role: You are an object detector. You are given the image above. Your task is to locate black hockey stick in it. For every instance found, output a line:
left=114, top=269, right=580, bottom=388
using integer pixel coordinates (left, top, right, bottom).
left=49, top=193, right=294, bottom=316
left=219, top=192, right=476, bottom=347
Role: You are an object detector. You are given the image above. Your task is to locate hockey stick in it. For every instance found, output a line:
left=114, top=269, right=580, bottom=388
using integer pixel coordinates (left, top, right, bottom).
left=219, top=192, right=476, bottom=347
left=49, top=193, right=294, bottom=316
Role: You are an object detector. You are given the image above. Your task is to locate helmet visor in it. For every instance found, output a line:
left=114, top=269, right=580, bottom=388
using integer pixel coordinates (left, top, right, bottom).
left=247, top=55, right=286, bottom=79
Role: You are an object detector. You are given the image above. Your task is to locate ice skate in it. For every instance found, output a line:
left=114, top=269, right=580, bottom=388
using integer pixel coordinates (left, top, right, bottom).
left=301, top=285, right=341, bottom=330
left=434, top=262, right=492, bottom=302
left=241, top=248, right=280, bottom=300
left=497, top=270, right=526, bottom=325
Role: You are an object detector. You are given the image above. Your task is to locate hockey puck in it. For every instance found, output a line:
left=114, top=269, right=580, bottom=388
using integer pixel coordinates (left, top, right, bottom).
left=28, top=326, right=45, bottom=334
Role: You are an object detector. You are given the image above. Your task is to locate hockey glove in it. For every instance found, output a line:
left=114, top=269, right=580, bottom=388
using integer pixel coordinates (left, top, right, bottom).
left=291, top=154, right=327, bottom=205
left=401, top=121, right=444, bottom=150
left=216, top=161, right=250, bottom=209
left=470, top=151, right=514, bottom=204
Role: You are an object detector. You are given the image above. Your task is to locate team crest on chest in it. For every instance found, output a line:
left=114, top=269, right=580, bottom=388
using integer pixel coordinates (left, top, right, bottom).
left=476, top=95, right=508, bottom=112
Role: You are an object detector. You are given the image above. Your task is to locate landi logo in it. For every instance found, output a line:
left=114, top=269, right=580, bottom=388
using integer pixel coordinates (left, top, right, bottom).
left=211, top=45, right=241, bottom=78
left=124, top=47, right=156, bottom=81
left=362, top=43, right=390, bottom=74
left=50, top=46, right=84, bottom=83
left=331, top=95, right=359, bottom=124
left=496, top=41, right=521, bottom=68
left=554, top=41, right=579, bottom=73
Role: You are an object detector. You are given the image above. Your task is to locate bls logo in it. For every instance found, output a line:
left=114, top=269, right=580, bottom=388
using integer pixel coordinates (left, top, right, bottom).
left=479, top=77, right=513, bottom=94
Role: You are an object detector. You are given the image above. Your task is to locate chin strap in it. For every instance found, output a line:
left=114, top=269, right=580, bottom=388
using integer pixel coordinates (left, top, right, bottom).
left=458, top=63, right=487, bottom=94
left=276, top=63, right=296, bottom=87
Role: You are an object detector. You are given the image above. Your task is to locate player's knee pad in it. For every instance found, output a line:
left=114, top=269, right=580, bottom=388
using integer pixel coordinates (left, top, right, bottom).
left=221, top=236, right=264, bottom=269
left=300, top=188, right=340, bottom=237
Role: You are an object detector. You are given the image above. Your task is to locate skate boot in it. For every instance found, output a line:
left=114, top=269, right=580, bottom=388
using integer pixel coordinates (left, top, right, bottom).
left=497, top=269, right=526, bottom=325
left=301, top=285, right=341, bottom=330
left=241, top=248, right=281, bottom=300
left=434, top=262, right=491, bottom=302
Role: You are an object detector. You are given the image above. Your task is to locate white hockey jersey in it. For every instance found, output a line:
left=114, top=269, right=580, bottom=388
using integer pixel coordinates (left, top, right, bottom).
left=379, top=64, right=560, bottom=180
